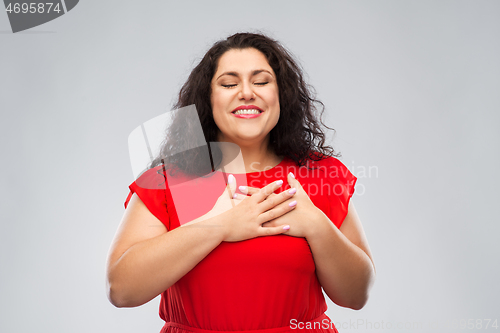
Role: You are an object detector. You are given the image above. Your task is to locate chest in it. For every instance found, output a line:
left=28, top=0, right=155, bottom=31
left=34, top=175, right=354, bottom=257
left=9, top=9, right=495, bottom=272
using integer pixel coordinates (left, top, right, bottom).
left=183, top=235, right=316, bottom=286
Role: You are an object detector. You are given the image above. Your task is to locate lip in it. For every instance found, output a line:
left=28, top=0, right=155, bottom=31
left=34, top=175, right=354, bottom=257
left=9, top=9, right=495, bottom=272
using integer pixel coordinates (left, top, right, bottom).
left=233, top=113, right=262, bottom=119
left=231, top=105, right=264, bottom=119
left=231, top=105, right=264, bottom=113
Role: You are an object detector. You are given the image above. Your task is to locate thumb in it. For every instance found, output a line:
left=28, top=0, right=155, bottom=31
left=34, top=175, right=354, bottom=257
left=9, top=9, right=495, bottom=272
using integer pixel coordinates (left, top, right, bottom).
left=227, top=174, right=237, bottom=199
left=287, top=172, right=299, bottom=187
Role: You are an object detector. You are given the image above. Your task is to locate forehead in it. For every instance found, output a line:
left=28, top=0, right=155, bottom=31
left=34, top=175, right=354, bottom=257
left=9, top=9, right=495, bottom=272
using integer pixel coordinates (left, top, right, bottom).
left=214, top=48, right=273, bottom=75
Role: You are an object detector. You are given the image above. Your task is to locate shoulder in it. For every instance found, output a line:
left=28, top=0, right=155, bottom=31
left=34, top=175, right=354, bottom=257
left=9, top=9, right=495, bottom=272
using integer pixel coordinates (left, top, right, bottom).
left=126, top=165, right=174, bottom=229
left=312, top=155, right=344, bottom=167
left=131, top=164, right=198, bottom=193
left=303, top=154, right=353, bottom=179
left=134, top=165, right=168, bottom=190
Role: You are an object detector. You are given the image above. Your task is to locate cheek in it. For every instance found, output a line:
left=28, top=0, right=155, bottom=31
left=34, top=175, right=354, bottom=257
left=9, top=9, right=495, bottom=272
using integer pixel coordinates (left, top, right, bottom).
left=270, top=88, right=280, bottom=124
left=269, top=91, right=280, bottom=116
left=268, top=86, right=280, bottom=108
left=210, top=92, right=223, bottom=117
left=211, top=89, right=231, bottom=109
left=210, top=94, right=225, bottom=128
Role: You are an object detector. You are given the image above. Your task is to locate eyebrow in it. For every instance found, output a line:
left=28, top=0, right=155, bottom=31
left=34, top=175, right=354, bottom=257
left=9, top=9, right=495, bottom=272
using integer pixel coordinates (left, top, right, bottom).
left=215, top=69, right=273, bottom=81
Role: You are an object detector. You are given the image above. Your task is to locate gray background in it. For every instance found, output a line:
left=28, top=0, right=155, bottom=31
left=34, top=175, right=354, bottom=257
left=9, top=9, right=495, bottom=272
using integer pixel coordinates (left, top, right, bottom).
left=1, top=1, right=499, bottom=332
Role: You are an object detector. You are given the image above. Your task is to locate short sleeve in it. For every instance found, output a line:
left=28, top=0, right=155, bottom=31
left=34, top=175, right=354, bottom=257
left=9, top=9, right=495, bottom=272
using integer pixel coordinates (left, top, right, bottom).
left=323, top=157, right=357, bottom=229
left=124, top=167, right=170, bottom=230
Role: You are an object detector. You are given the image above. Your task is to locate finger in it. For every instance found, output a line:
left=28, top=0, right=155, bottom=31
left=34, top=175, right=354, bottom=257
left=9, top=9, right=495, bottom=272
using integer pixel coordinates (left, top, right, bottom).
left=287, top=172, right=302, bottom=189
left=258, top=186, right=297, bottom=213
left=226, top=174, right=238, bottom=207
left=261, top=220, right=276, bottom=227
left=257, top=224, right=291, bottom=236
left=238, top=186, right=260, bottom=195
left=226, top=174, right=236, bottom=195
left=265, top=193, right=278, bottom=200
left=257, top=198, right=297, bottom=224
left=253, top=180, right=283, bottom=203
left=232, top=193, right=247, bottom=200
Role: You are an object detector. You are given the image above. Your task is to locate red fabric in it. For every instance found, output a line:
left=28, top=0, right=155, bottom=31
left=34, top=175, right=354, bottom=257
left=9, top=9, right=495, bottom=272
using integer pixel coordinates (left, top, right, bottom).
left=124, top=156, right=357, bottom=332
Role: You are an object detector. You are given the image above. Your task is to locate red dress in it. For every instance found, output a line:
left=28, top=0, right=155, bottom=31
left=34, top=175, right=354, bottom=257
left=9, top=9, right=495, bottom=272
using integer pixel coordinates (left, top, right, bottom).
left=124, top=156, right=357, bottom=333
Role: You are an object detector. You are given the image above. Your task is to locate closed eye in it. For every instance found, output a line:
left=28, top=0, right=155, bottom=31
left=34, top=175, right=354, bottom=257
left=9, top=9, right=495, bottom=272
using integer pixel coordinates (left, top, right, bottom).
left=222, top=84, right=237, bottom=88
left=255, top=82, right=268, bottom=86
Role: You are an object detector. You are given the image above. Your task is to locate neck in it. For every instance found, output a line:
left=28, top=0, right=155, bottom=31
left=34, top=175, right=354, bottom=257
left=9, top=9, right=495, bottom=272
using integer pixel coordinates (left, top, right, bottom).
left=215, top=136, right=282, bottom=174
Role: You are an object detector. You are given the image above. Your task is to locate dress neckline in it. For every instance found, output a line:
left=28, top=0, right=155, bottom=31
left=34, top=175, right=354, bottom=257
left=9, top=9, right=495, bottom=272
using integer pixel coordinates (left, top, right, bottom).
left=215, top=156, right=289, bottom=176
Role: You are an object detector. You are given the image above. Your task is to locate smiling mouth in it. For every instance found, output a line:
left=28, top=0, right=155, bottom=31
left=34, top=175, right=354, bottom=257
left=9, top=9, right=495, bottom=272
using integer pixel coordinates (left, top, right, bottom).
left=231, top=105, right=264, bottom=115
left=232, top=109, right=263, bottom=115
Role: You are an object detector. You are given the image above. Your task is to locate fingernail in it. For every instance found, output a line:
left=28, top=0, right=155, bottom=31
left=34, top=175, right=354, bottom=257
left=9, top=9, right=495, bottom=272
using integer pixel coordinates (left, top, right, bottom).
left=233, top=193, right=238, bottom=199
left=283, top=225, right=290, bottom=230
left=228, top=174, right=235, bottom=184
left=275, top=180, right=283, bottom=186
left=289, top=200, right=297, bottom=207
left=289, top=172, right=295, bottom=179
left=288, top=188, right=297, bottom=195
left=239, top=186, right=247, bottom=192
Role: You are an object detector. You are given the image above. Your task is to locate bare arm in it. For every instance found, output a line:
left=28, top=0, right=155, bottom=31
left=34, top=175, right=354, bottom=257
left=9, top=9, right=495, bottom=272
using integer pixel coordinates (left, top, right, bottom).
left=307, top=201, right=376, bottom=310
left=106, top=179, right=296, bottom=308
left=256, top=173, right=375, bottom=309
left=106, top=194, right=226, bottom=308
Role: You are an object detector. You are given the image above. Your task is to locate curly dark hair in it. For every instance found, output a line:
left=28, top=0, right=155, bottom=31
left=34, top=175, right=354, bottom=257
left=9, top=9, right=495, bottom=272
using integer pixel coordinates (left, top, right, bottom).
left=150, top=32, right=339, bottom=176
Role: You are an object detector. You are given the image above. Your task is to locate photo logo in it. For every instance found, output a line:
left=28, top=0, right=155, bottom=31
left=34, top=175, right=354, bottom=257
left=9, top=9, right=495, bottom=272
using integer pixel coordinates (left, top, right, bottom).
left=3, top=0, right=79, bottom=33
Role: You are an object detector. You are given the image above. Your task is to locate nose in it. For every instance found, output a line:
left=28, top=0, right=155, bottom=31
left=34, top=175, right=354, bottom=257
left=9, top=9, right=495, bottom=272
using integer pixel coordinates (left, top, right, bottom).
left=238, top=81, right=255, bottom=101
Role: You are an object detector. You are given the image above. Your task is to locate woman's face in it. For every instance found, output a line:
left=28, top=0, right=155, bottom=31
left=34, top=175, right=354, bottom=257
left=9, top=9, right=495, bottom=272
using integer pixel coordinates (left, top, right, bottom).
left=210, top=48, right=280, bottom=149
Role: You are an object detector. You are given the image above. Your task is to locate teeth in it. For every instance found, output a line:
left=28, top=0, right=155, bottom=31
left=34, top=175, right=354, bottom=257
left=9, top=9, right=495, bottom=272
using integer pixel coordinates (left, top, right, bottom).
left=234, top=109, right=261, bottom=115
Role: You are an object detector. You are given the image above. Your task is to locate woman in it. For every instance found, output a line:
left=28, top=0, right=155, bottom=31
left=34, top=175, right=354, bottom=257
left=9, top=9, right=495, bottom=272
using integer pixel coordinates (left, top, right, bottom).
left=106, top=32, right=375, bottom=332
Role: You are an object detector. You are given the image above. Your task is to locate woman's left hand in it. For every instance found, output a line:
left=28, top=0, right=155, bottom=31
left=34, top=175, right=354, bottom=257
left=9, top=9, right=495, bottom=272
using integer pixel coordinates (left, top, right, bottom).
left=240, top=172, right=325, bottom=239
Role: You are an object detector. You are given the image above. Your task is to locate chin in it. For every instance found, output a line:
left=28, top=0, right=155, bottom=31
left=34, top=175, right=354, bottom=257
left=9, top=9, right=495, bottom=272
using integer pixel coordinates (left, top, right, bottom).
left=238, top=133, right=271, bottom=145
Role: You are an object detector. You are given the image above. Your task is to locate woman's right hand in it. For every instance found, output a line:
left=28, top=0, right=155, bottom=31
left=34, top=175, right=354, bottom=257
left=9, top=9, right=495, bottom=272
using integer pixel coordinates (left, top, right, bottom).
left=209, top=174, right=297, bottom=242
